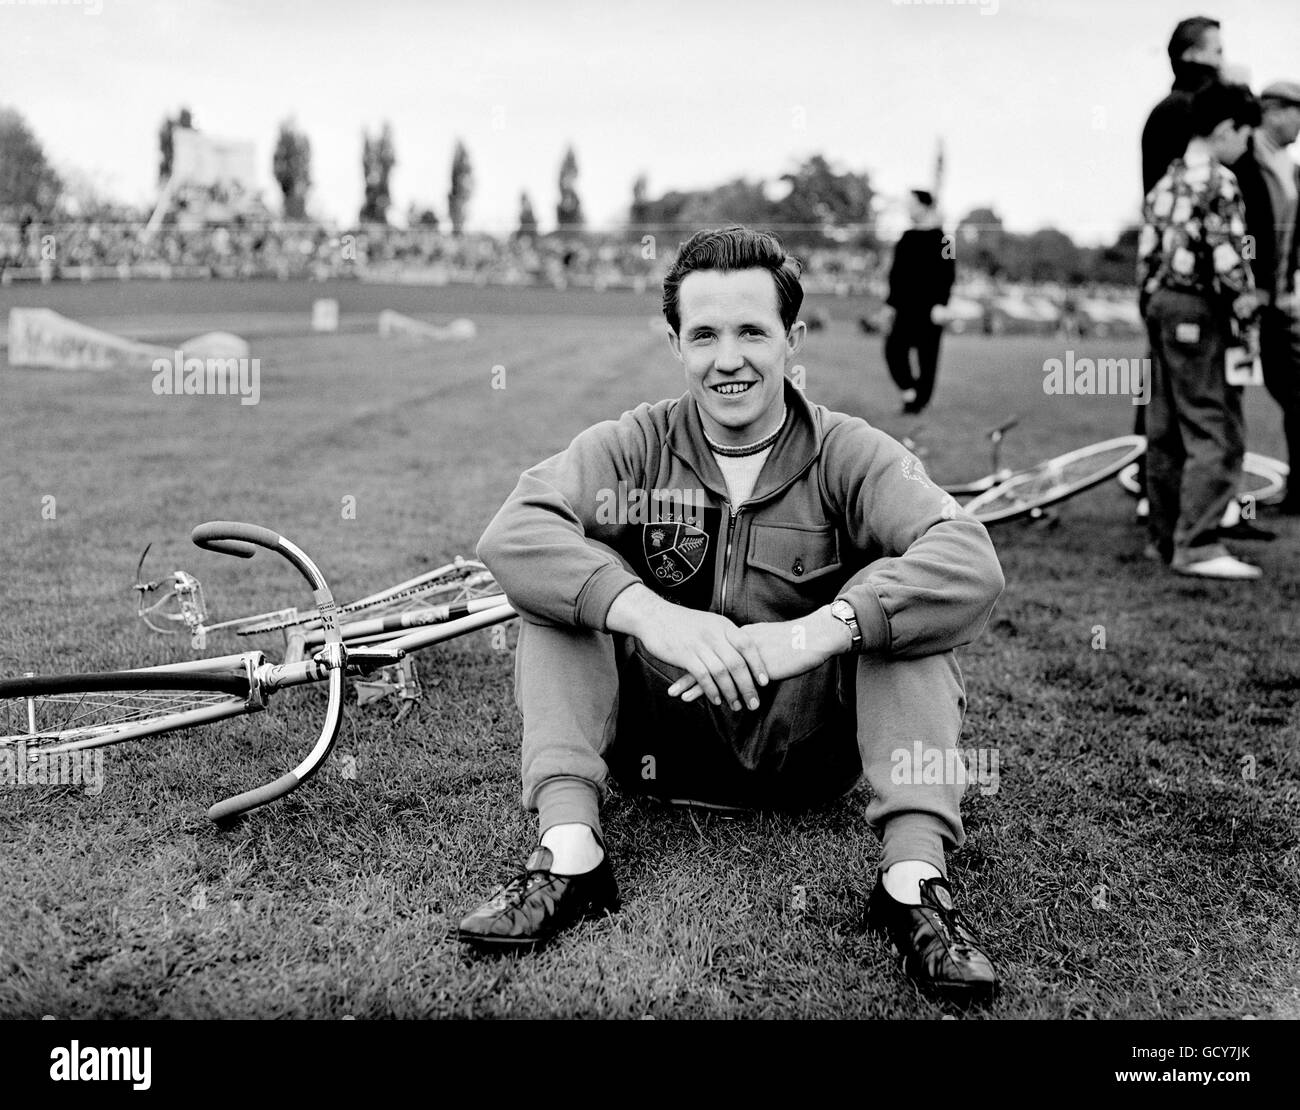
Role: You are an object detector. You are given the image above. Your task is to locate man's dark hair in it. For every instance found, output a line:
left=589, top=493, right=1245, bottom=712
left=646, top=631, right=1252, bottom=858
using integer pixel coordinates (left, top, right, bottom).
left=1189, top=80, right=1261, bottom=137
left=911, top=189, right=935, bottom=208
left=1167, top=16, right=1220, bottom=66
left=661, top=226, right=804, bottom=336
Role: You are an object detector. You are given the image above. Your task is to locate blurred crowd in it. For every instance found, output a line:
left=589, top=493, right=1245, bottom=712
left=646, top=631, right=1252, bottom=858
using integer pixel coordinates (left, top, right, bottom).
left=0, top=215, right=1140, bottom=338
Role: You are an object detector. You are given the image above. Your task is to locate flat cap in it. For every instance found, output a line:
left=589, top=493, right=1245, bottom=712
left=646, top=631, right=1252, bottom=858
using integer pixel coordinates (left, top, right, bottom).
left=1259, top=80, right=1300, bottom=106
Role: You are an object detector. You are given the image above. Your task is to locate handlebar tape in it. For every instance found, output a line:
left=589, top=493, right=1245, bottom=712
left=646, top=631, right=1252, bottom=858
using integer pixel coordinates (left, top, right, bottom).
left=192, top=522, right=285, bottom=558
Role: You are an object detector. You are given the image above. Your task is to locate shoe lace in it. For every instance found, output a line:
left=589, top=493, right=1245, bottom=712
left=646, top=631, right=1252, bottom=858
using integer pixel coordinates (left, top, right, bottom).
left=490, top=865, right=554, bottom=909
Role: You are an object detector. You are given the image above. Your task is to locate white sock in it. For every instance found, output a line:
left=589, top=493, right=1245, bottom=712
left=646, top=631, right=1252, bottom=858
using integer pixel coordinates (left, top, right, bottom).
left=539, top=823, right=604, bottom=875
left=882, top=859, right=943, bottom=905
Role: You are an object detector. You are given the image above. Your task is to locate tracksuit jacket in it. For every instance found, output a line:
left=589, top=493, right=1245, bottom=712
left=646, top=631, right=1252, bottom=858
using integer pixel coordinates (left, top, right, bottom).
left=478, top=380, right=1005, bottom=778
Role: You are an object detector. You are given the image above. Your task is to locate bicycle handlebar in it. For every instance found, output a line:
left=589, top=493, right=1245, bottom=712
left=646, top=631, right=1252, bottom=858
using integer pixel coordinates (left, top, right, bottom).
left=192, top=521, right=347, bottom=826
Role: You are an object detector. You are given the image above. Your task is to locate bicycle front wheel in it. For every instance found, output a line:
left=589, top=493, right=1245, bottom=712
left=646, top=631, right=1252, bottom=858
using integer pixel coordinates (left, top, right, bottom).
left=963, top=435, right=1147, bottom=525
left=1117, top=453, right=1287, bottom=503
left=0, top=665, right=254, bottom=755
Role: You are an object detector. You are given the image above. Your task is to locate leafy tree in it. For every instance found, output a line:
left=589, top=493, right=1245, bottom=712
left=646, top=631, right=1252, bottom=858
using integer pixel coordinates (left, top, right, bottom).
left=1084, top=226, right=1140, bottom=286
left=158, top=107, right=195, bottom=184
left=447, top=140, right=473, bottom=235
left=0, top=106, right=61, bottom=217
left=272, top=119, right=312, bottom=219
left=771, top=154, right=876, bottom=249
left=360, top=122, right=395, bottom=224
left=556, top=145, right=583, bottom=230
left=516, top=192, right=538, bottom=240
left=956, top=207, right=1006, bottom=275
left=626, top=154, right=876, bottom=249
left=406, top=201, right=440, bottom=229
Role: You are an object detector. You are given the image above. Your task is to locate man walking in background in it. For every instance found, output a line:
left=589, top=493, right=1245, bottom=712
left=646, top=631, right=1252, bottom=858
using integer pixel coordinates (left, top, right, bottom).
left=883, top=190, right=955, bottom=416
left=1139, top=81, right=1262, bottom=579
left=1232, top=81, right=1300, bottom=514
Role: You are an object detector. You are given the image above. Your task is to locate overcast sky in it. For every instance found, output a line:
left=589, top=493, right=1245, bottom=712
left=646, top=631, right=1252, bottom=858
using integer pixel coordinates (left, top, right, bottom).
left=3, top=0, right=1298, bottom=243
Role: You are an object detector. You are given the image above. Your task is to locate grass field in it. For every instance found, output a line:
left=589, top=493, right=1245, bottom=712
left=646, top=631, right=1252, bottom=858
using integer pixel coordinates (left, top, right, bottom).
left=1, top=281, right=1298, bottom=1019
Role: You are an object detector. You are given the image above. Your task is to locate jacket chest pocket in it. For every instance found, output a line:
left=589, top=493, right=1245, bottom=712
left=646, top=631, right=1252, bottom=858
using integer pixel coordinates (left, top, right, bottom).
left=746, top=523, right=843, bottom=617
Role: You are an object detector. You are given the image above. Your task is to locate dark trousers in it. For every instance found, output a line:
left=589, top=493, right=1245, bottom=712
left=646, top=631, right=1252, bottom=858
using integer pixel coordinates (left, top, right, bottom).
left=885, top=311, right=943, bottom=409
left=1144, top=288, right=1245, bottom=562
left=1260, top=303, right=1300, bottom=490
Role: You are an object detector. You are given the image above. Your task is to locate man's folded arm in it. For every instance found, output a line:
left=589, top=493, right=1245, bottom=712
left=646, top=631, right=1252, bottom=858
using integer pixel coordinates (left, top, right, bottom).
left=477, top=409, right=654, bottom=630
left=822, top=423, right=1006, bottom=658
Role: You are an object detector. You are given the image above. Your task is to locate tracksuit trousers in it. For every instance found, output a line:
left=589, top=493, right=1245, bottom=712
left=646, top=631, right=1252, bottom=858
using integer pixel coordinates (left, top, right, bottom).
left=513, top=604, right=971, bottom=877
left=885, top=311, right=945, bottom=410
left=1144, top=288, right=1246, bottom=564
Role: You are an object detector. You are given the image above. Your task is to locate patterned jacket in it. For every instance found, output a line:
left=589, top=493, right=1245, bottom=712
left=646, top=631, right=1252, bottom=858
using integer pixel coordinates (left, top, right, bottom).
left=1138, top=139, right=1256, bottom=330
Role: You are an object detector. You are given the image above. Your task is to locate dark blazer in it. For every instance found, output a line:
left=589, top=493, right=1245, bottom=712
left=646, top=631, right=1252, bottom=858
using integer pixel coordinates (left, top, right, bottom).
left=1141, top=61, right=1219, bottom=197
left=1232, top=136, right=1300, bottom=298
left=886, top=227, right=955, bottom=313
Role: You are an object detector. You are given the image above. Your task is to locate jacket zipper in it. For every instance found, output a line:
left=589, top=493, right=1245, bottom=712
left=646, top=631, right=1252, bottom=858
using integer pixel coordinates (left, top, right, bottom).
left=719, top=502, right=741, bottom=616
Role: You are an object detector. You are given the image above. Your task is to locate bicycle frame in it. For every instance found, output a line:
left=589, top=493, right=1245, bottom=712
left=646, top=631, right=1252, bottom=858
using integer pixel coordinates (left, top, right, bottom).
left=903, top=417, right=1020, bottom=500
left=6, top=521, right=516, bottom=826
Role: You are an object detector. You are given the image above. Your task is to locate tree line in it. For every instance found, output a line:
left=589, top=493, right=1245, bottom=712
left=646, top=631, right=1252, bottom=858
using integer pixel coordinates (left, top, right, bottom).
left=2, top=103, right=1138, bottom=284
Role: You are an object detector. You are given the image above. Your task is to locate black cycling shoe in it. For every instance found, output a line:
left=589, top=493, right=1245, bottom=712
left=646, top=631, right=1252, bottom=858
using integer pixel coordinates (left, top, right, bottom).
left=457, top=845, right=619, bottom=952
left=866, top=875, right=998, bottom=1003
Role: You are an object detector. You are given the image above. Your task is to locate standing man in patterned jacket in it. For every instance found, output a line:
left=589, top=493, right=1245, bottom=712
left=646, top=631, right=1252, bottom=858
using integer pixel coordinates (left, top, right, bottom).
left=1138, top=81, right=1262, bottom=579
left=458, top=226, right=1006, bottom=1003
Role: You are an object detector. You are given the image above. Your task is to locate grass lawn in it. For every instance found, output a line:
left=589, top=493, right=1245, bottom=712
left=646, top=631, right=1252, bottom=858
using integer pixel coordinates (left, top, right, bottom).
left=1, top=283, right=1297, bottom=1019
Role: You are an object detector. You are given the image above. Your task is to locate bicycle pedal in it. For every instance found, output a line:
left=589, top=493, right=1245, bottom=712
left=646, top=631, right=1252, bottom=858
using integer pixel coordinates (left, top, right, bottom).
left=353, top=658, right=421, bottom=707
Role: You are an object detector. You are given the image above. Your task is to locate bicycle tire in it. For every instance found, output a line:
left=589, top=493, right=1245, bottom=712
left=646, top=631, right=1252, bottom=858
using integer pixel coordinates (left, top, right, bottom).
left=962, top=435, right=1147, bottom=525
left=1117, top=453, right=1288, bottom=502
left=0, top=667, right=253, bottom=754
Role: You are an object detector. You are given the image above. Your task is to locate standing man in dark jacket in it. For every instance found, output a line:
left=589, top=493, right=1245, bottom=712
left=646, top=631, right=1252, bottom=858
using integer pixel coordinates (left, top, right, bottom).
left=883, top=190, right=955, bottom=415
left=1232, top=81, right=1300, bottom=513
left=1142, top=16, right=1224, bottom=196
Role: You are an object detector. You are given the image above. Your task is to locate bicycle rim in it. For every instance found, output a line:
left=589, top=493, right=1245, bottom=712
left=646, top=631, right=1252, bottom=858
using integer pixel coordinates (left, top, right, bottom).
left=0, top=669, right=251, bottom=753
left=963, top=435, right=1147, bottom=524
left=1117, top=453, right=1288, bottom=502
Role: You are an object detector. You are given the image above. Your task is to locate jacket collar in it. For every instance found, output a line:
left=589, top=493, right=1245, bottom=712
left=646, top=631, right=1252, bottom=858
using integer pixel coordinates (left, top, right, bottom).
left=1171, top=60, right=1218, bottom=92
left=666, top=379, right=822, bottom=506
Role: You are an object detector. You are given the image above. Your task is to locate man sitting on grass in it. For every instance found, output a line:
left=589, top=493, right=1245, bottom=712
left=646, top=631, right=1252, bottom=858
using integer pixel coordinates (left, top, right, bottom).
left=459, top=226, right=1006, bottom=1002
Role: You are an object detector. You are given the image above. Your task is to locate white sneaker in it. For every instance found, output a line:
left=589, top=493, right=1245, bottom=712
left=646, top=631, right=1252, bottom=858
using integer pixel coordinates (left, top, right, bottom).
left=1173, top=553, right=1262, bottom=580
left=1135, top=497, right=1150, bottom=521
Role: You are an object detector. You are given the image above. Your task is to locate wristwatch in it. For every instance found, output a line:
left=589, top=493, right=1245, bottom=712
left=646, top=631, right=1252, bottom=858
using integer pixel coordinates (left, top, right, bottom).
left=829, top=599, right=862, bottom=652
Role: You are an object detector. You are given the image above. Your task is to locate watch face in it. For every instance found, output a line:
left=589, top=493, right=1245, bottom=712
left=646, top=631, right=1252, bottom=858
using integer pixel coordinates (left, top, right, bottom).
left=832, top=600, right=854, bottom=621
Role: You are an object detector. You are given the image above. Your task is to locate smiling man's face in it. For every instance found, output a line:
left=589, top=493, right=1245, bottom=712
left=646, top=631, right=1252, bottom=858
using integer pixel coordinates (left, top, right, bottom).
left=669, top=268, right=805, bottom=446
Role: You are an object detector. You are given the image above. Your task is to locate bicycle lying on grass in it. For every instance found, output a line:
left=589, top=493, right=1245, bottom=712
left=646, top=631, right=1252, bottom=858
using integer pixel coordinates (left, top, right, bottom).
left=902, top=419, right=1147, bottom=525
left=1, top=522, right=516, bottom=826
left=1115, top=452, right=1289, bottom=509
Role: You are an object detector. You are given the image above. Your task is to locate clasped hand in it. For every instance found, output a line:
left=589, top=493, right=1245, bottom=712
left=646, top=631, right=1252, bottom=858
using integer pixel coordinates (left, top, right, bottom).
left=606, top=585, right=851, bottom=712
